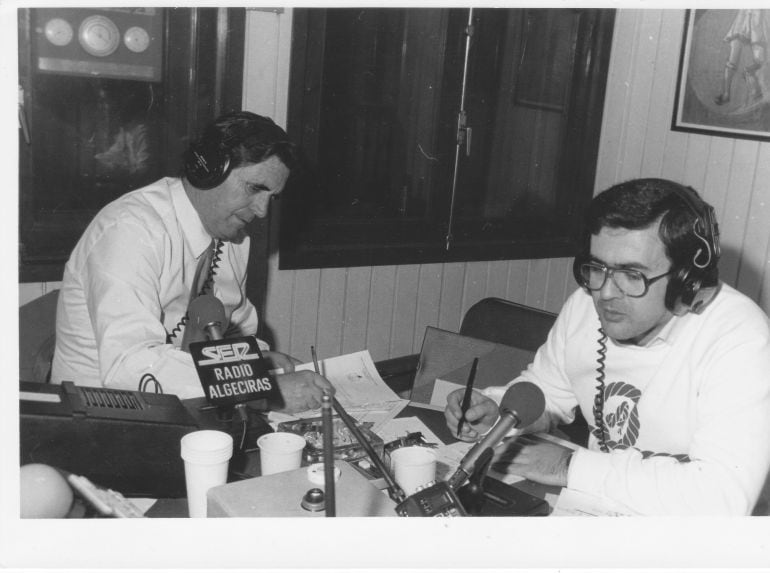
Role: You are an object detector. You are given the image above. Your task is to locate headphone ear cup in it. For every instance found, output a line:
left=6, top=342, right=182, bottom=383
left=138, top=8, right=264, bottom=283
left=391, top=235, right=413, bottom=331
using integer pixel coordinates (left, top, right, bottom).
left=573, top=256, right=585, bottom=287
left=667, top=266, right=703, bottom=314
left=184, top=141, right=232, bottom=190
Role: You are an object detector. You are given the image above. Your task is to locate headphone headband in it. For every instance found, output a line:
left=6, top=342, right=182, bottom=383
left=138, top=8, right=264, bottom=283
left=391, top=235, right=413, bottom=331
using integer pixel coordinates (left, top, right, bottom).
left=183, top=112, right=290, bottom=190
left=668, top=183, right=721, bottom=271
left=573, top=179, right=721, bottom=313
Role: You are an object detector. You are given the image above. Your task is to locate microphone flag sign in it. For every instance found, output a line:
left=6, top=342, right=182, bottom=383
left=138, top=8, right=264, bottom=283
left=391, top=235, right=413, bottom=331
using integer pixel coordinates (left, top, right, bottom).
left=190, top=336, right=281, bottom=406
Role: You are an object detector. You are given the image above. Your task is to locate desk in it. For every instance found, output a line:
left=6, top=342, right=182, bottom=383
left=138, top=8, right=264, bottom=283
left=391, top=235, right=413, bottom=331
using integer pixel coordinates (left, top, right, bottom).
left=145, top=399, right=561, bottom=517
left=145, top=401, right=452, bottom=517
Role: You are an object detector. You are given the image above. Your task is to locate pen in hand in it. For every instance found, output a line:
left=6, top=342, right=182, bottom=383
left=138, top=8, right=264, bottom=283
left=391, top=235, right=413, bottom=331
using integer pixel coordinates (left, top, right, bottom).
left=456, top=357, right=479, bottom=437
left=311, top=345, right=320, bottom=374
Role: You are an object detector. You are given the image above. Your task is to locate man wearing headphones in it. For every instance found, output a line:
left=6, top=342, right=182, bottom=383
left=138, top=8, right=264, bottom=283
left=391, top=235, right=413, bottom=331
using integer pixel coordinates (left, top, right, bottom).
left=52, top=111, right=332, bottom=412
left=444, top=178, right=770, bottom=515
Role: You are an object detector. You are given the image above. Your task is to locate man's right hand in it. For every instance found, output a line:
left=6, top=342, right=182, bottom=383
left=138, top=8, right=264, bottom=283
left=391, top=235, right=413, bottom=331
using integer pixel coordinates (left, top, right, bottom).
left=272, top=370, right=334, bottom=414
left=261, top=350, right=301, bottom=373
left=444, top=388, right=499, bottom=441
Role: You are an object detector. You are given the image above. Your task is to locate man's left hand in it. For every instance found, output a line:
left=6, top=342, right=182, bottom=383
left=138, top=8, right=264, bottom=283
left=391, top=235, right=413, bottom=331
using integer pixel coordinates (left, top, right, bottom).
left=491, top=437, right=573, bottom=487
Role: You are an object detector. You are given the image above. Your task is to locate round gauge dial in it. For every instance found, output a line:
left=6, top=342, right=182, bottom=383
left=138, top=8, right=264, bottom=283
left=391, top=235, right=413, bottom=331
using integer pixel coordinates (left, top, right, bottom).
left=124, top=26, right=150, bottom=53
left=44, top=18, right=74, bottom=47
left=78, top=15, right=120, bottom=57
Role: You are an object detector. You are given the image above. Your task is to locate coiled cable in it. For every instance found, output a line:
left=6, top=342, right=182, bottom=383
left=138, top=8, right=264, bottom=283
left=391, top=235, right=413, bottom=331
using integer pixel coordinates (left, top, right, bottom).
left=592, top=327, right=610, bottom=452
left=166, top=239, right=223, bottom=343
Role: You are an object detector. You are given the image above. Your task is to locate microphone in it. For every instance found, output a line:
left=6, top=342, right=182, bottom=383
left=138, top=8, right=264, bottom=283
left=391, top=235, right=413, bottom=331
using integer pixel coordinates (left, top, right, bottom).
left=183, top=294, right=226, bottom=347
left=447, top=381, right=545, bottom=490
left=327, top=388, right=467, bottom=516
left=186, top=294, right=280, bottom=408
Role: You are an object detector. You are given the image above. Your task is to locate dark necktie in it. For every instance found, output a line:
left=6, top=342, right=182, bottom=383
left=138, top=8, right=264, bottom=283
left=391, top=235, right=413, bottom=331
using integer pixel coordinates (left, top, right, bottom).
left=179, top=239, right=219, bottom=350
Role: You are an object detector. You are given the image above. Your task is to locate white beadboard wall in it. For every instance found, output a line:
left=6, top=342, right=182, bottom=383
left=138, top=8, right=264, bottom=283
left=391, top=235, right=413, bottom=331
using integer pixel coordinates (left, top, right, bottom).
left=19, top=9, right=770, bottom=366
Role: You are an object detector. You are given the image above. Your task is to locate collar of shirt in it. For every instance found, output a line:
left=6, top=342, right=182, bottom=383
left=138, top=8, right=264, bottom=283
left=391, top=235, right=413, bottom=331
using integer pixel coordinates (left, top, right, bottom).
left=169, top=178, right=213, bottom=258
left=643, top=313, right=679, bottom=348
left=641, top=283, right=725, bottom=348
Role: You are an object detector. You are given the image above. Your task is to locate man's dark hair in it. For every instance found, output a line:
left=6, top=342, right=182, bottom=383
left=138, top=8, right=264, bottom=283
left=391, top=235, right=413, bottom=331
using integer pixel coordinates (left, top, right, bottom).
left=204, top=110, right=298, bottom=170
left=182, top=111, right=301, bottom=190
left=585, top=177, right=719, bottom=291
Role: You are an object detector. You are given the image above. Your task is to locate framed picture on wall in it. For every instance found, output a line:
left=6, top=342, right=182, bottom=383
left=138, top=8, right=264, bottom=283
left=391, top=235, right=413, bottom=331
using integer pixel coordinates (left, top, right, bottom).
left=672, top=9, right=770, bottom=142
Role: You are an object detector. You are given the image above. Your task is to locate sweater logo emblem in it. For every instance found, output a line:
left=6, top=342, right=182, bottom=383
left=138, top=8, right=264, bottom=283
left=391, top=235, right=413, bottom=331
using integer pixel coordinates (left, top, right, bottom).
left=593, top=381, right=642, bottom=448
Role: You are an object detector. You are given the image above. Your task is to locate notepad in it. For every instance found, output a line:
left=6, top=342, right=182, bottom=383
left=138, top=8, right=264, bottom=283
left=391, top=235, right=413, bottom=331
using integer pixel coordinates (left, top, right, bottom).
left=268, top=350, right=408, bottom=432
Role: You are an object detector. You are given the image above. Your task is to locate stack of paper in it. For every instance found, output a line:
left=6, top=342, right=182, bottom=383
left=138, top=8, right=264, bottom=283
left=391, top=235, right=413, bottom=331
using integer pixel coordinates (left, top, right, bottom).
left=268, top=350, right=408, bottom=433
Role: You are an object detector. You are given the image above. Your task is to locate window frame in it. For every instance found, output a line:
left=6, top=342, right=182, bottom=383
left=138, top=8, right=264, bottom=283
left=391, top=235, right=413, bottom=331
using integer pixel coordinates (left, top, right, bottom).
left=18, top=7, right=246, bottom=283
left=281, top=8, right=615, bottom=270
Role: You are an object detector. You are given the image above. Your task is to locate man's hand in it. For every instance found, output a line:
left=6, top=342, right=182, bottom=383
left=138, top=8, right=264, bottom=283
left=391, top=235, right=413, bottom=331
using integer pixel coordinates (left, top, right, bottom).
left=261, top=351, right=301, bottom=374
left=491, top=436, right=573, bottom=487
left=444, top=388, right=499, bottom=441
left=272, top=370, right=334, bottom=414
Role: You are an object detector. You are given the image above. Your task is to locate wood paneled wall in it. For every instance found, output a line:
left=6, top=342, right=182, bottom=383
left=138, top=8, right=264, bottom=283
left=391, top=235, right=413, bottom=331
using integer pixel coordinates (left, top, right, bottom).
left=20, top=9, right=770, bottom=367
left=595, top=10, right=770, bottom=313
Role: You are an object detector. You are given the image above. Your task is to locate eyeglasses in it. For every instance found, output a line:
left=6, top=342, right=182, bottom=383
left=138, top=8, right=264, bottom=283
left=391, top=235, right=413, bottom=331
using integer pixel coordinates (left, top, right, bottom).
left=577, top=261, right=672, bottom=298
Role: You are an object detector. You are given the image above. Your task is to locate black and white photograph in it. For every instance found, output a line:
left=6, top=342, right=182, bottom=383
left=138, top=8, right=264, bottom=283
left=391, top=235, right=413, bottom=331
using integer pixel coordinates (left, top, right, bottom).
left=4, top=2, right=770, bottom=572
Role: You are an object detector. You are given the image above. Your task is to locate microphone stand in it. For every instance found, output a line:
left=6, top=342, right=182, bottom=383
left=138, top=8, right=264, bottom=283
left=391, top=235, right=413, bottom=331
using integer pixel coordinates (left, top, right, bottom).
left=446, top=408, right=520, bottom=490
left=455, top=447, right=494, bottom=515
left=311, top=347, right=466, bottom=516
left=197, top=321, right=272, bottom=458
left=329, top=396, right=406, bottom=504
left=310, top=346, right=405, bottom=503
left=321, top=393, right=336, bottom=517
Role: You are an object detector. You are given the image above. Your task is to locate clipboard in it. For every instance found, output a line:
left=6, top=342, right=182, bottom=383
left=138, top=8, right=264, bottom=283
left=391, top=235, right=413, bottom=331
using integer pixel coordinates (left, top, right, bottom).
left=410, top=326, right=538, bottom=406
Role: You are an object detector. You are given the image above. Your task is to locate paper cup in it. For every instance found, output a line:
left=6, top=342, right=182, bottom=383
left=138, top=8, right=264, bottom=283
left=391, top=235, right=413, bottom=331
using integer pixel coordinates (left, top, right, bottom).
left=391, top=446, right=437, bottom=496
left=257, top=432, right=306, bottom=476
left=180, top=430, right=233, bottom=518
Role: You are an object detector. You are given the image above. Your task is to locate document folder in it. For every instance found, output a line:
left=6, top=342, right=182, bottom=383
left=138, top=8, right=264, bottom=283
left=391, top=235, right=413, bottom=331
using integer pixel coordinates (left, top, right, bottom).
left=410, top=326, right=537, bottom=406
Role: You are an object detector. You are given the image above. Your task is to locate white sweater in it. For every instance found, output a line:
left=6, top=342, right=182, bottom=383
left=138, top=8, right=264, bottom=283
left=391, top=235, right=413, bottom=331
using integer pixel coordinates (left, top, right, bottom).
left=484, top=284, right=770, bottom=515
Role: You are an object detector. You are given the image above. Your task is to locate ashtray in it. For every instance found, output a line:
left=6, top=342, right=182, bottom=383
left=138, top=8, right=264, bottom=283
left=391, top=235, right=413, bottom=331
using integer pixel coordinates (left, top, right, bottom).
left=277, top=416, right=384, bottom=464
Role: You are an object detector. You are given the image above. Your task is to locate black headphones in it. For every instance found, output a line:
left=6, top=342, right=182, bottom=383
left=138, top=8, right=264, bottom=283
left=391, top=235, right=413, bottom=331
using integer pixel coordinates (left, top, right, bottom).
left=663, top=183, right=720, bottom=312
left=183, top=136, right=233, bottom=190
left=183, top=112, right=287, bottom=190
left=573, top=182, right=721, bottom=313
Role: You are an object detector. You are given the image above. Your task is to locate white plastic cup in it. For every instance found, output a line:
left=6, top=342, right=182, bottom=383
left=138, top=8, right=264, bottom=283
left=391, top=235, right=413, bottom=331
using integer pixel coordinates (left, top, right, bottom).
left=180, top=430, right=233, bottom=518
left=257, top=432, right=306, bottom=476
left=391, top=446, right=437, bottom=496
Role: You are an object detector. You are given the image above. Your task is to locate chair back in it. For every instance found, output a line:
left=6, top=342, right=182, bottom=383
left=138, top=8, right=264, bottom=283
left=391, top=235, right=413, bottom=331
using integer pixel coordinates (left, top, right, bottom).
left=19, top=289, right=59, bottom=383
left=460, top=297, right=588, bottom=445
left=460, top=298, right=557, bottom=352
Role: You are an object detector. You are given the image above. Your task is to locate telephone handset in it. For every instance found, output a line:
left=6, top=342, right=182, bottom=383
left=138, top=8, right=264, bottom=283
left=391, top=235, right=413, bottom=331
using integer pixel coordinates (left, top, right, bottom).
left=166, top=240, right=223, bottom=344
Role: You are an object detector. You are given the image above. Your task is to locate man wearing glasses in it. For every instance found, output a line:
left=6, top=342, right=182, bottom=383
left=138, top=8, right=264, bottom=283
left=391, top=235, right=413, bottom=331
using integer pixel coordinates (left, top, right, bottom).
left=445, top=178, right=770, bottom=515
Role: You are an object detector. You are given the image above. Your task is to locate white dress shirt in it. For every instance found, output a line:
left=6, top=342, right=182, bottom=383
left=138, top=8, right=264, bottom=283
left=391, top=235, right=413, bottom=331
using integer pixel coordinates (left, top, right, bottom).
left=52, top=177, right=261, bottom=398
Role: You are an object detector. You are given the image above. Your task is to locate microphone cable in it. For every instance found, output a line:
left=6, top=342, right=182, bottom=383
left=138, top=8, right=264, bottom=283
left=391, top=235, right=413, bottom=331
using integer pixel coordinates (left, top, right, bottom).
left=235, top=404, right=249, bottom=451
left=138, top=372, right=164, bottom=394
left=167, top=240, right=224, bottom=344
left=198, top=239, right=223, bottom=296
left=592, top=327, right=610, bottom=453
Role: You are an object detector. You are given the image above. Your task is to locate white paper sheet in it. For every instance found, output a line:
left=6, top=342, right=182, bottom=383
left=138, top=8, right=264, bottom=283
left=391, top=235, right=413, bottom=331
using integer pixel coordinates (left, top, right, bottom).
left=550, top=488, right=637, bottom=516
left=268, top=350, right=408, bottom=432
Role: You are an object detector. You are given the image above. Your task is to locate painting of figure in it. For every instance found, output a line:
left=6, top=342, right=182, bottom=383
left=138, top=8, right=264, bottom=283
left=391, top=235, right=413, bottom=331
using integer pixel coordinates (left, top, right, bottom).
left=673, top=9, right=770, bottom=141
